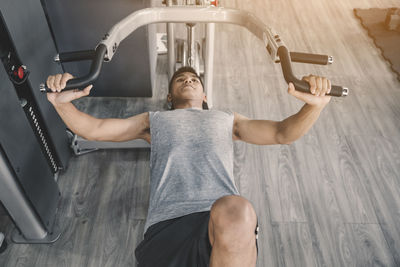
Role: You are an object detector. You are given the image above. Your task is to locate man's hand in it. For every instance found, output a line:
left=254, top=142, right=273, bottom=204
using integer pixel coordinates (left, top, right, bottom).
left=46, top=73, right=93, bottom=106
left=287, top=75, right=332, bottom=108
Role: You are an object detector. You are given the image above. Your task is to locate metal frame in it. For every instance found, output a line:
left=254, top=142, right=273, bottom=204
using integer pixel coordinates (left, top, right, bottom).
left=204, top=22, right=215, bottom=107
left=39, top=5, right=346, bottom=96
left=100, top=7, right=281, bottom=62
left=67, top=130, right=149, bottom=155
left=99, top=6, right=283, bottom=107
left=0, top=147, right=60, bottom=243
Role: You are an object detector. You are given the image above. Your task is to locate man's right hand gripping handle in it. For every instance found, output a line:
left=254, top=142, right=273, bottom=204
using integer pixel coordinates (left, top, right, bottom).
left=46, top=73, right=93, bottom=106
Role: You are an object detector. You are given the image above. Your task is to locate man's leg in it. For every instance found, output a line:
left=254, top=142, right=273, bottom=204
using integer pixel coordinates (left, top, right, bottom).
left=208, top=195, right=258, bottom=267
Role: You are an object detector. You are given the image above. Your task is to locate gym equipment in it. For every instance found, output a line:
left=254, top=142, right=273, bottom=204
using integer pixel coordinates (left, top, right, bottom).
left=67, top=130, right=150, bottom=155
left=40, top=4, right=349, bottom=154
left=0, top=0, right=73, bottom=243
left=40, top=6, right=349, bottom=95
left=0, top=60, right=61, bottom=244
left=0, top=128, right=61, bottom=244
left=41, top=0, right=157, bottom=97
left=0, top=0, right=71, bottom=172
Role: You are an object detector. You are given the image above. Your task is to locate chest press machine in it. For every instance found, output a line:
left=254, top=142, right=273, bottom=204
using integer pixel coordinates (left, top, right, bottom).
left=41, top=1, right=348, bottom=155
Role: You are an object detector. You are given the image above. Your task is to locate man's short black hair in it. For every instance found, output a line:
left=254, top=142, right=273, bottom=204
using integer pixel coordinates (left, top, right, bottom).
left=168, top=66, right=208, bottom=110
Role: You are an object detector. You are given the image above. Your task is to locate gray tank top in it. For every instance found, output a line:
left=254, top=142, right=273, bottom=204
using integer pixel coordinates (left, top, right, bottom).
left=144, top=108, right=239, bottom=233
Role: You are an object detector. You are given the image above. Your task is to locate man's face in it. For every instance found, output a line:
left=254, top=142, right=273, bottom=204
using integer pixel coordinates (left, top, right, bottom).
left=168, top=72, right=206, bottom=104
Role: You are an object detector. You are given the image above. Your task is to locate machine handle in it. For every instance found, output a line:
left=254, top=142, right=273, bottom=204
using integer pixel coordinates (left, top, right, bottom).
left=55, top=50, right=97, bottom=63
left=278, top=46, right=348, bottom=97
left=289, top=52, right=333, bottom=65
left=40, top=44, right=107, bottom=93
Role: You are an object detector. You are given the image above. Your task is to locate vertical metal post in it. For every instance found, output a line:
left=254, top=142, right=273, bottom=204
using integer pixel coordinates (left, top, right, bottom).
left=182, top=41, right=188, bottom=67
left=167, top=23, right=175, bottom=80
left=0, top=146, right=61, bottom=243
left=166, top=0, right=175, bottom=80
left=205, top=23, right=215, bottom=107
left=0, top=146, right=47, bottom=240
left=186, top=23, right=196, bottom=68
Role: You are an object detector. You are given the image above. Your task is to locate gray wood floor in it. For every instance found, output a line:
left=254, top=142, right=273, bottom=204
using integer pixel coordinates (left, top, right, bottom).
left=1, top=0, right=400, bottom=266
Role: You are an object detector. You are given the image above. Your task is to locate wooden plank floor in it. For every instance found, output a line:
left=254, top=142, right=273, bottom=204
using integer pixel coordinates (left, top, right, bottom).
left=1, top=0, right=400, bottom=266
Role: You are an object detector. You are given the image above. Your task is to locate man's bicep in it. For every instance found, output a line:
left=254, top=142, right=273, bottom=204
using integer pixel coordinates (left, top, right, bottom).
left=96, top=112, right=150, bottom=142
left=124, top=112, right=150, bottom=141
left=233, top=112, right=281, bottom=145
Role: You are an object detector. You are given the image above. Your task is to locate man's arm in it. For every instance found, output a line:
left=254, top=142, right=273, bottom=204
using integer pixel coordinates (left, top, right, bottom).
left=47, top=73, right=150, bottom=142
left=233, top=75, right=331, bottom=145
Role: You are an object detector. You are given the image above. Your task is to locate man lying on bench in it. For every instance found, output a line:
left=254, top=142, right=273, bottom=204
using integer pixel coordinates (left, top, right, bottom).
left=46, top=66, right=332, bottom=267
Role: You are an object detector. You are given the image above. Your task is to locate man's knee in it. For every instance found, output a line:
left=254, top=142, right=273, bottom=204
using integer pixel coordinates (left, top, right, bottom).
left=211, top=195, right=257, bottom=225
left=209, top=195, right=257, bottom=248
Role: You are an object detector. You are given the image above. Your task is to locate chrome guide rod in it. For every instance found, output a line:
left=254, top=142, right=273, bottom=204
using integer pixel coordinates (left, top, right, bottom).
left=166, top=0, right=176, bottom=80
left=205, top=22, right=215, bottom=108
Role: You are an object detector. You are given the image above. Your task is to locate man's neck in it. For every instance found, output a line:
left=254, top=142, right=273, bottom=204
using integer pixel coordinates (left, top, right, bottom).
left=173, top=99, right=203, bottom=110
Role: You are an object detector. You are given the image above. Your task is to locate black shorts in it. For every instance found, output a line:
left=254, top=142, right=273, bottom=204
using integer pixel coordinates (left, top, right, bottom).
left=135, top=211, right=259, bottom=267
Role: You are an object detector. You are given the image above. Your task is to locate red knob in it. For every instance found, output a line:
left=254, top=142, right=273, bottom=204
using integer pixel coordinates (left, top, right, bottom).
left=17, top=66, right=24, bottom=79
